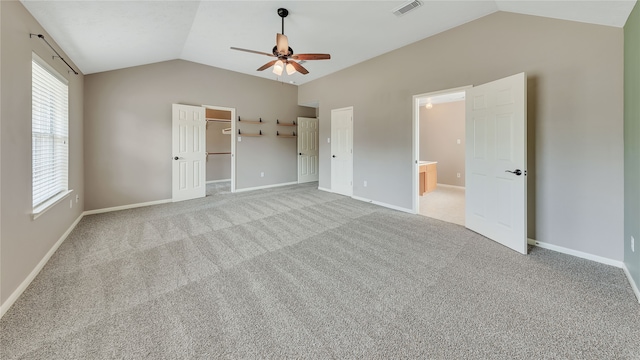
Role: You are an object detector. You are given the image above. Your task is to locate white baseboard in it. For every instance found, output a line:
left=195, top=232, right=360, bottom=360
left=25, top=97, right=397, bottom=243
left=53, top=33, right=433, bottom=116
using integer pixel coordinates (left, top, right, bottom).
left=622, top=264, right=640, bottom=303
left=351, top=195, right=415, bottom=214
left=317, top=187, right=333, bottom=193
left=527, top=239, right=640, bottom=302
left=527, top=239, right=623, bottom=268
left=436, top=183, right=466, bottom=190
left=206, top=179, right=230, bottom=184
left=83, top=199, right=171, bottom=216
left=234, top=181, right=298, bottom=193
left=0, top=213, right=84, bottom=319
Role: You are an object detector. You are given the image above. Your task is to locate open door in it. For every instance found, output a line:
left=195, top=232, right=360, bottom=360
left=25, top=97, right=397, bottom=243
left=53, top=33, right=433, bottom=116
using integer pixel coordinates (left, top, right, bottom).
left=172, top=104, right=206, bottom=202
left=465, top=73, right=527, bottom=254
left=297, top=117, right=319, bottom=183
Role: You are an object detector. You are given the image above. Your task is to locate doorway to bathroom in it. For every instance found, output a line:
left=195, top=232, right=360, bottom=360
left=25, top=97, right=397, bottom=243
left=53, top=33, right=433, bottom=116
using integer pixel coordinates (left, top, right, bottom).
left=413, top=87, right=469, bottom=226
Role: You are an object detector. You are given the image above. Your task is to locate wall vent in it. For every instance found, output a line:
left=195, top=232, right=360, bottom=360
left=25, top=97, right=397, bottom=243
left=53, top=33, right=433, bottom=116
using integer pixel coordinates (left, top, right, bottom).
left=393, top=0, right=423, bottom=17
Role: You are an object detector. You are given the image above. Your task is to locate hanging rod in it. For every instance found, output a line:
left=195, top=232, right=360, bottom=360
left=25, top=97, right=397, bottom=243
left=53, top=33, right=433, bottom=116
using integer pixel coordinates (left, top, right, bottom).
left=30, top=33, right=79, bottom=75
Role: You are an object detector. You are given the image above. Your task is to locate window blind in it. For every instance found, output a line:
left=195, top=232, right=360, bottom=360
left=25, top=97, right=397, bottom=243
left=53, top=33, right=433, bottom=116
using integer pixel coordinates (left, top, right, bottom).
left=32, top=58, right=69, bottom=208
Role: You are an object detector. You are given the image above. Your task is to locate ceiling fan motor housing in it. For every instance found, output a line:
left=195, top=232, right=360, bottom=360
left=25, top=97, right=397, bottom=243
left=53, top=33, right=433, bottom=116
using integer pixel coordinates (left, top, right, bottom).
left=273, top=46, right=293, bottom=57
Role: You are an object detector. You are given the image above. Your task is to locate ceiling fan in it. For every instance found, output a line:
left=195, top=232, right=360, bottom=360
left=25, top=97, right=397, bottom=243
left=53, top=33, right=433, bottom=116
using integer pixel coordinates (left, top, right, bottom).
left=230, top=8, right=331, bottom=76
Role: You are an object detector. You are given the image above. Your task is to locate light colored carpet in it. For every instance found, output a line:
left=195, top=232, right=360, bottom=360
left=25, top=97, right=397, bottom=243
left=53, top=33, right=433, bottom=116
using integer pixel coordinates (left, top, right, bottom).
left=419, top=184, right=465, bottom=226
left=1, top=182, right=638, bottom=359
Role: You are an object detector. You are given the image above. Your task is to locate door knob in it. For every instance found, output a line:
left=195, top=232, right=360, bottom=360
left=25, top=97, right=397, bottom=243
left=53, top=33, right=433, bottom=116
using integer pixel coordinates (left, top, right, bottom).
left=332, top=155, right=336, bottom=158
left=505, top=169, right=522, bottom=176
left=299, top=153, right=302, bottom=155
left=174, top=156, right=179, bottom=160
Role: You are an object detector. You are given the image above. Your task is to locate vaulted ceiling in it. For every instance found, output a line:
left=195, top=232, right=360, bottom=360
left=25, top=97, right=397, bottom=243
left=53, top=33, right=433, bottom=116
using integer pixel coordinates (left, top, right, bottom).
left=21, top=1, right=637, bottom=85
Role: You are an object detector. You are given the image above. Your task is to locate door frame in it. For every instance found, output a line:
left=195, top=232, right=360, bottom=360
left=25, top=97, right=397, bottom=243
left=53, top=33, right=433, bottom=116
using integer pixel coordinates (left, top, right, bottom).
left=202, top=104, right=237, bottom=193
left=331, top=106, right=354, bottom=196
left=412, top=86, right=472, bottom=214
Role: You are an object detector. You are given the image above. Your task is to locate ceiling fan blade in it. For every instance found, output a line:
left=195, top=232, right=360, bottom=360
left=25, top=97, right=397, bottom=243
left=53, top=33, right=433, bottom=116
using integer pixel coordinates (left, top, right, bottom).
left=276, top=33, right=289, bottom=55
left=257, top=60, right=278, bottom=71
left=230, top=47, right=275, bottom=57
left=289, top=61, right=309, bottom=75
left=291, top=53, right=331, bottom=60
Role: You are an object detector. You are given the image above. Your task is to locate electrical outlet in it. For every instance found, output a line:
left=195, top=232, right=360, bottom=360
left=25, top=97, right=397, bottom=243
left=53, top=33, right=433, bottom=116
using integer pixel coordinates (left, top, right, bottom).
left=238, top=137, right=242, bottom=142
left=632, top=236, right=635, bottom=252
left=260, top=172, right=264, bottom=178
left=457, top=173, right=461, bottom=178
left=457, top=139, right=461, bottom=145
left=364, top=180, right=367, bottom=187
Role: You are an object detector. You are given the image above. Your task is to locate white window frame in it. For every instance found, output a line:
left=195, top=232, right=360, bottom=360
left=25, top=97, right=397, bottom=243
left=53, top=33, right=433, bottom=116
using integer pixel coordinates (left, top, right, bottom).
left=31, top=53, right=72, bottom=219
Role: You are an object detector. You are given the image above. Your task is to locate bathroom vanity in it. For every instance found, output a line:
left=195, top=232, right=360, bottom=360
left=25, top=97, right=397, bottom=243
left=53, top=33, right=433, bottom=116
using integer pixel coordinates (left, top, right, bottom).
left=419, top=161, right=437, bottom=196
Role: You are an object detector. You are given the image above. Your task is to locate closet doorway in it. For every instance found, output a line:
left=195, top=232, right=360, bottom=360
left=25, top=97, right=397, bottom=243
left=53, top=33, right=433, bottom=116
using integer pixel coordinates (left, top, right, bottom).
left=204, top=105, right=236, bottom=194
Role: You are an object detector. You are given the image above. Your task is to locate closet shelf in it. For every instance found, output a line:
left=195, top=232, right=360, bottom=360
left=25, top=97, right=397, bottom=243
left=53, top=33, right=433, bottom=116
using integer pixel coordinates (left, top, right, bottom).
left=238, top=116, right=263, bottom=124
left=206, top=118, right=231, bottom=122
left=276, top=119, right=296, bottom=126
left=207, top=152, right=231, bottom=155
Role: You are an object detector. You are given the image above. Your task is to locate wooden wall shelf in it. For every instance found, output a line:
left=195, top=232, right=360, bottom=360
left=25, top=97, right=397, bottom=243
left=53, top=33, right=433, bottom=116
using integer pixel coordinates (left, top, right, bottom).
left=277, top=119, right=296, bottom=126
left=277, top=131, right=296, bottom=138
left=238, top=129, right=263, bottom=137
left=238, top=116, right=263, bottom=124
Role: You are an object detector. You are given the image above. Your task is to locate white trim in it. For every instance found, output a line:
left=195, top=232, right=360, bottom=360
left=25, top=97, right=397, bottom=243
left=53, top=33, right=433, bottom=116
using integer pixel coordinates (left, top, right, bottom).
left=436, top=183, right=466, bottom=190
left=317, top=187, right=333, bottom=193
left=622, top=264, right=640, bottom=303
left=234, top=181, right=298, bottom=193
left=32, top=189, right=73, bottom=220
left=1, top=213, right=83, bottom=319
left=83, top=199, right=171, bottom=216
left=527, top=239, right=640, bottom=302
left=527, top=239, right=623, bottom=268
left=351, top=195, right=415, bottom=214
left=206, top=179, right=231, bottom=184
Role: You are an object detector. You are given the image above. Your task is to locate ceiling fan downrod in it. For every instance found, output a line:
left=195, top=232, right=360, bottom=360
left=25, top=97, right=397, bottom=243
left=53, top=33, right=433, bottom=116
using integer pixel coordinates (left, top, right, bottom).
left=278, top=8, right=288, bottom=35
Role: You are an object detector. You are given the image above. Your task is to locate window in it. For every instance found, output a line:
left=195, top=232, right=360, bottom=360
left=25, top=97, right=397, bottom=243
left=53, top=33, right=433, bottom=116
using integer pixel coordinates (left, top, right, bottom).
left=32, top=55, right=69, bottom=210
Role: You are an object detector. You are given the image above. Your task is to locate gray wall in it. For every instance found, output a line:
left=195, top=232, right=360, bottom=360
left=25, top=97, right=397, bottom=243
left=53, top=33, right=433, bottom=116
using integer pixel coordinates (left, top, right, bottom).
left=624, top=2, right=640, bottom=294
left=419, top=101, right=465, bottom=187
left=299, top=11, right=624, bottom=261
left=84, top=60, right=315, bottom=210
left=1, top=1, right=84, bottom=305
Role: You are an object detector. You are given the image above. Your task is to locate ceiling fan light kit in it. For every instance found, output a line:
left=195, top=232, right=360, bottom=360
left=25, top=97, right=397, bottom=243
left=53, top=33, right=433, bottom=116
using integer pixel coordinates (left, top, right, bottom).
left=231, top=8, right=331, bottom=77
left=273, top=60, right=284, bottom=75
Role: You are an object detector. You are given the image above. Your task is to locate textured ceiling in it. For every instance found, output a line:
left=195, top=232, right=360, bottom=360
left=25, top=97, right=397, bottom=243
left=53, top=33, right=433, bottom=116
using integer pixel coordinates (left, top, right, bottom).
left=21, top=0, right=637, bottom=85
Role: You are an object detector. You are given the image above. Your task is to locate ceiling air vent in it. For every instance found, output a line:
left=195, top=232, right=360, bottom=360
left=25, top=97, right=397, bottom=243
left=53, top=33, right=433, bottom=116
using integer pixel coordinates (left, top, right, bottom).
left=393, top=0, right=423, bottom=17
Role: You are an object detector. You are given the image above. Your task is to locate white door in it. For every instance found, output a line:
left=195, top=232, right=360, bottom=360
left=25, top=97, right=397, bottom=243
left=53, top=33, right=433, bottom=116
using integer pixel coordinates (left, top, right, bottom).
left=331, top=107, right=353, bottom=196
left=172, top=104, right=206, bottom=202
left=465, top=73, right=527, bottom=254
left=298, top=117, right=319, bottom=183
